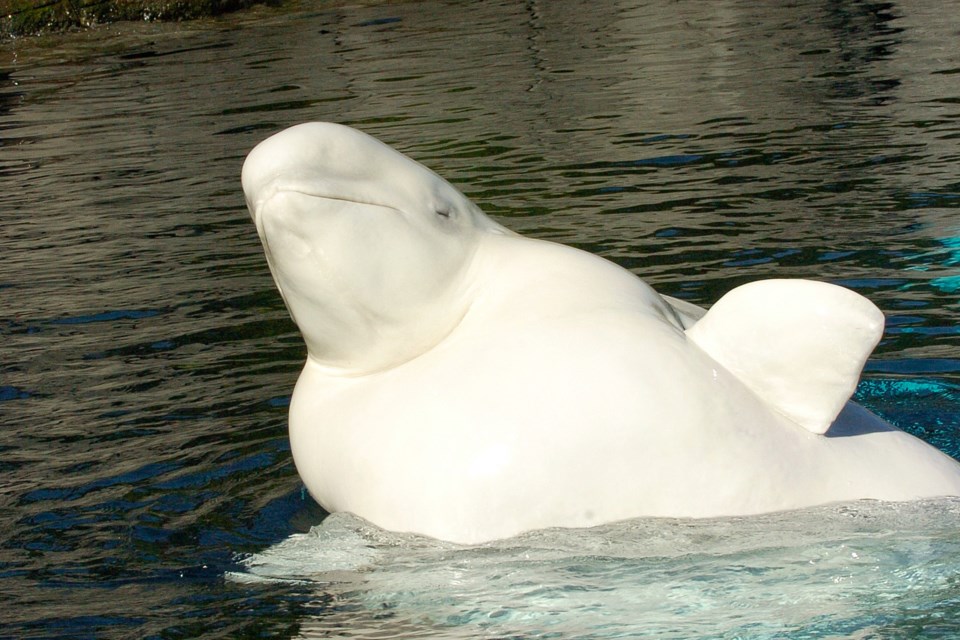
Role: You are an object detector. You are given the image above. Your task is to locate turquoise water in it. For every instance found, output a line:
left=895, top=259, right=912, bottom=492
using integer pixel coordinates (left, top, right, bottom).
left=1, top=1, right=959, bottom=637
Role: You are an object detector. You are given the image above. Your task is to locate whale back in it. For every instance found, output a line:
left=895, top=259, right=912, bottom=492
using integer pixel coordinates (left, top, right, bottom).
left=686, top=279, right=885, bottom=434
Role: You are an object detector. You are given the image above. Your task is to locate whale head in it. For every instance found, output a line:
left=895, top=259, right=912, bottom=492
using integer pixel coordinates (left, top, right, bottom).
left=242, top=122, right=508, bottom=373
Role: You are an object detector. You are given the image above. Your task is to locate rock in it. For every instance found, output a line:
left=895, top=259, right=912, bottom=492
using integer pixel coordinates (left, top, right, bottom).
left=0, top=0, right=276, bottom=37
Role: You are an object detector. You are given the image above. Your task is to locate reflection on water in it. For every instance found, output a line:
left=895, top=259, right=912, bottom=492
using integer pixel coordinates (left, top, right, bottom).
left=1, top=0, right=958, bottom=637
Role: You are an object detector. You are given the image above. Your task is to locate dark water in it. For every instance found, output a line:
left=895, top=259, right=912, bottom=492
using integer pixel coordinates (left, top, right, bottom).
left=1, top=0, right=959, bottom=637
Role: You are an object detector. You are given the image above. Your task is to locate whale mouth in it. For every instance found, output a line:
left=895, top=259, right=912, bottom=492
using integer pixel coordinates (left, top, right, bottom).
left=251, top=185, right=403, bottom=249
left=252, top=186, right=410, bottom=274
left=253, top=184, right=402, bottom=221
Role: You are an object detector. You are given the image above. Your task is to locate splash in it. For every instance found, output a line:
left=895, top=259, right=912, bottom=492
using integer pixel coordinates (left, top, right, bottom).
left=230, top=500, right=960, bottom=639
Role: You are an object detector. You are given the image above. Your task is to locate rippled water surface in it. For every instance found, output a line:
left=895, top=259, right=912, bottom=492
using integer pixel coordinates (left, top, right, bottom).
left=2, top=1, right=959, bottom=637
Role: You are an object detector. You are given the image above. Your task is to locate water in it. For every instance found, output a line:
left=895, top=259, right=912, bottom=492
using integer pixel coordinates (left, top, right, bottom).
left=232, top=504, right=960, bottom=639
left=1, top=0, right=958, bottom=637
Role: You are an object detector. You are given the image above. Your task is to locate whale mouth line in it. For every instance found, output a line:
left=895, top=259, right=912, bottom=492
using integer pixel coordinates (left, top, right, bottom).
left=256, top=186, right=403, bottom=219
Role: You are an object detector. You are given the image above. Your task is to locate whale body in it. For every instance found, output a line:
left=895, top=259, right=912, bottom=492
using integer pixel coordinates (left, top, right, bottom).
left=243, top=122, right=960, bottom=544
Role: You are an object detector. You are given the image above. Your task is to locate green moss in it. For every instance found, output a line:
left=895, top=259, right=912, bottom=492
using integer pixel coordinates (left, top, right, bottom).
left=0, top=0, right=277, bottom=37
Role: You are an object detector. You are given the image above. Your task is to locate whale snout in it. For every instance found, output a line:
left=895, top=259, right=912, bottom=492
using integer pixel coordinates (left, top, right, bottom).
left=242, top=122, right=421, bottom=211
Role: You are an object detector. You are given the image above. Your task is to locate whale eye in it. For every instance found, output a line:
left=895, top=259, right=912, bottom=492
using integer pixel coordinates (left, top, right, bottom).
left=435, top=206, right=452, bottom=219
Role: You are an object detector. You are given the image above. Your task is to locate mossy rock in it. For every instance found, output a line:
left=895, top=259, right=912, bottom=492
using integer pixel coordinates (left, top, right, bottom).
left=0, top=0, right=276, bottom=36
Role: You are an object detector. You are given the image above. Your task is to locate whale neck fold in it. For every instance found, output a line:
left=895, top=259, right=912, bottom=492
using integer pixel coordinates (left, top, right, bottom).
left=292, top=247, right=483, bottom=378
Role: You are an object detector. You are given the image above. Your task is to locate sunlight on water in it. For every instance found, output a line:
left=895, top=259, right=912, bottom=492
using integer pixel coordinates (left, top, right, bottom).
left=1, top=0, right=959, bottom=637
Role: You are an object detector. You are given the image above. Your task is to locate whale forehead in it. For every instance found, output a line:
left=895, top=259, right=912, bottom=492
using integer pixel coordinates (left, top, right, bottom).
left=241, top=122, right=458, bottom=216
left=243, top=122, right=406, bottom=183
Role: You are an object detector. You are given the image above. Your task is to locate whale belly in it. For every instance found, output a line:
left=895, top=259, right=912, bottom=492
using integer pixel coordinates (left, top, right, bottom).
left=284, top=310, right=960, bottom=543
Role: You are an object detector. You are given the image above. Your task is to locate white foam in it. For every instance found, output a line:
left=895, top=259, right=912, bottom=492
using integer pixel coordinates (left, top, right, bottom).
left=229, top=500, right=960, bottom=638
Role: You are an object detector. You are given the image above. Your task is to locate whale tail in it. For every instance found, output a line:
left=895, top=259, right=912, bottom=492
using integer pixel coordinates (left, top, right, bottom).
left=685, top=279, right=885, bottom=435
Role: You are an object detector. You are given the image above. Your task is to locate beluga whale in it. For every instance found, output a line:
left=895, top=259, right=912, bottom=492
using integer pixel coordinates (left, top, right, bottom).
left=242, top=122, right=960, bottom=544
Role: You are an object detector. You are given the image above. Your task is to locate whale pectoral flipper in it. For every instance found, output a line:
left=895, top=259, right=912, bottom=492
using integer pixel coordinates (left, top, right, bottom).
left=685, top=279, right=885, bottom=435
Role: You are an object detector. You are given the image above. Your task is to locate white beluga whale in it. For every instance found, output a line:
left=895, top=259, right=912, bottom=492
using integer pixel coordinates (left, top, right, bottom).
left=242, top=122, right=960, bottom=544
